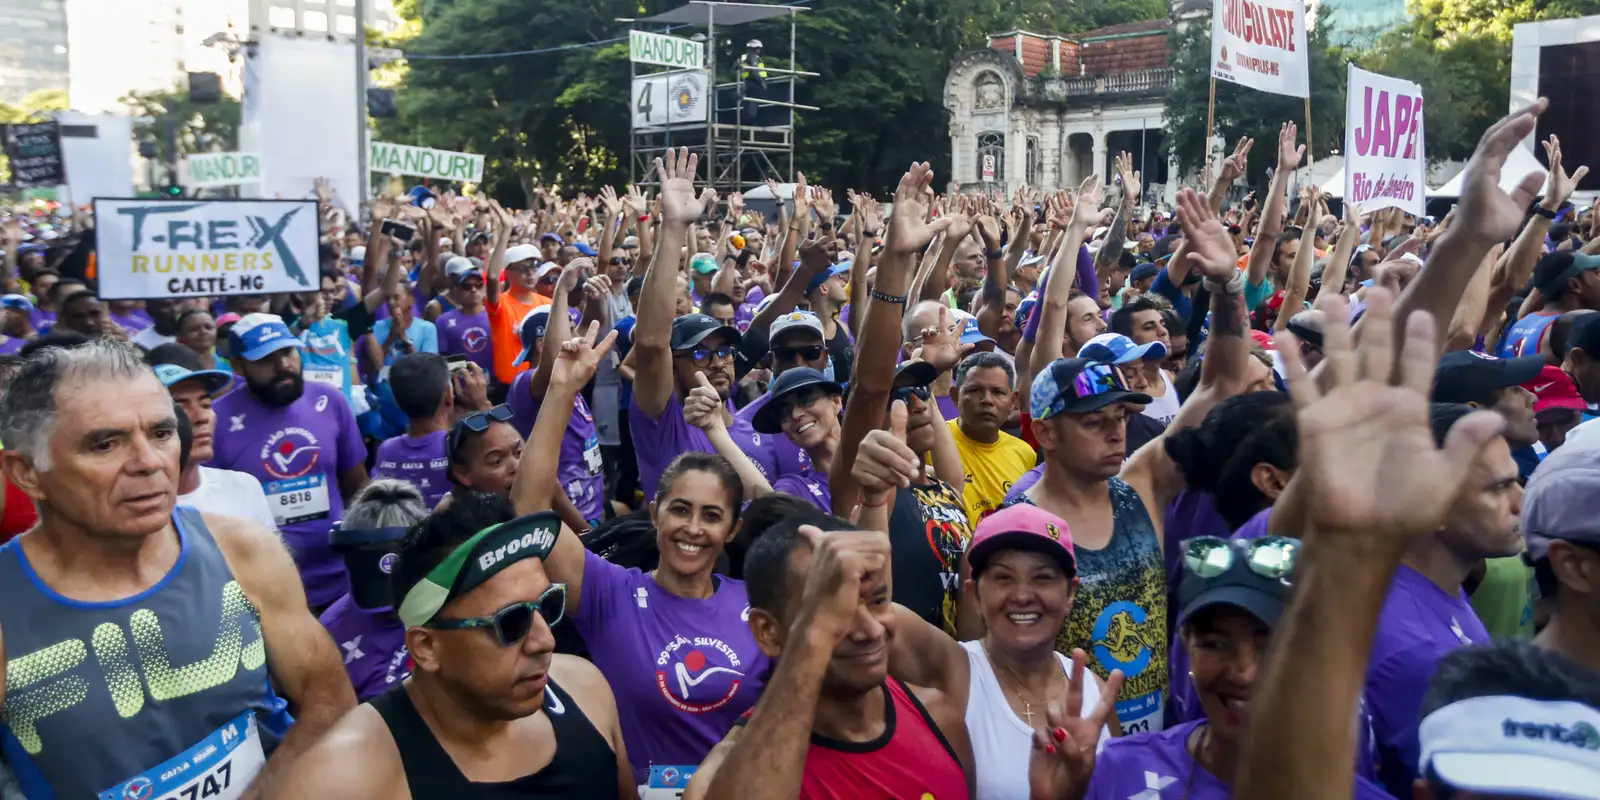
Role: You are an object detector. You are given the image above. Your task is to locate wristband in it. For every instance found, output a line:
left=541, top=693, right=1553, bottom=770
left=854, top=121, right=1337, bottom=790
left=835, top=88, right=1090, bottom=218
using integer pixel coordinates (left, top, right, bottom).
left=1202, top=274, right=1245, bottom=295
left=1535, top=206, right=1559, bottom=220
left=984, top=248, right=1005, bottom=260
left=858, top=492, right=892, bottom=509
left=870, top=289, right=908, bottom=305
left=638, top=215, right=651, bottom=223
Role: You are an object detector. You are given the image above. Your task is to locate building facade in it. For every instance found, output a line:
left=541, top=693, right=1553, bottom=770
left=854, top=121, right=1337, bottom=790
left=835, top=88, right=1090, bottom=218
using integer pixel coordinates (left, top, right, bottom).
left=944, top=20, right=1180, bottom=205
left=0, top=0, right=69, bottom=105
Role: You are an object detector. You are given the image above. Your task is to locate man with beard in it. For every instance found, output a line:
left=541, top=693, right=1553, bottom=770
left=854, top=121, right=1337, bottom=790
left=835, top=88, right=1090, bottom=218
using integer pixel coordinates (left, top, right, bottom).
left=266, top=495, right=634, bottom=799
left=210, top=313, right=370, bottom=611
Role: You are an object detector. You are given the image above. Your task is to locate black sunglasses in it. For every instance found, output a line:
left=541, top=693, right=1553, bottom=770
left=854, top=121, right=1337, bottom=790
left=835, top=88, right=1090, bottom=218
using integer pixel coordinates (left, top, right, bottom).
left=774, top=345, right=824, bottom=363
left=890, top=384, right=931, bottom=405
left=686, top=345, right=735, bottom=365
left=449, top=404, right=514, bottom=455
left=428, top=583, right=567, bottom=646
left=609, top=257, right=630, bottom=265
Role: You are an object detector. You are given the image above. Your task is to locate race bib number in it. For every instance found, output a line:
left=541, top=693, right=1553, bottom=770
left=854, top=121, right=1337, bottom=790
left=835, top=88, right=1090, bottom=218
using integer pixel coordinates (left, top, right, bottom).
left=583, top=436, right=603, bottom=476
left=304, top=367, right=343, bottom=389
left=265, top=474, right=331, bottom=526
left=641, top=765, right=699, bottom=800
left=99, top=712, right=265, bottom=800
left=1115, top=690, right=1165, bottom=736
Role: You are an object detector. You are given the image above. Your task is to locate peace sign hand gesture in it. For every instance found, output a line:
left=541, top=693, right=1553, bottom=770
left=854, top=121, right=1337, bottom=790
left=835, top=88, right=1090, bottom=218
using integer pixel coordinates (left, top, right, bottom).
left=548, top=320, right=618, bottom=393
left=1028, top=648, right=1124, bottom=800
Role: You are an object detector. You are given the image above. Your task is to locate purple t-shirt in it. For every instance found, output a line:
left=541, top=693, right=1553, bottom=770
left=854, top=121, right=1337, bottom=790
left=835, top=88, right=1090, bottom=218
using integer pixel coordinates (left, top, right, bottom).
left=734, top=391, right=810, bottom=477
left=507, top=370, right=604, bottom=524
left=29, top=308, right=54, bottom=330
left=317, top=593, right=411, bottom=701
left=734, top=302, right=756, bottom=333
left=371, top=430, right=450, bottom=509
left=936, top=392, right=958, bottom=423
left=112, top=311, right=153, bottom=334
left=435, top=307, right=493, bottom=373
left=628, top=391, right=780, bottom=500
left=1086, top=720, right=1396, bottom=799
left=573, top=550, right=770, bottom=784
left=1006, top=463, right=1044, bottom=501
left=209, top=380, right=366, bottom=609
left=0, top=335, right=23, bottom=356
left=1365, top=565, right=1490, bottom=796
left=772, top=470, right=831, bottom=511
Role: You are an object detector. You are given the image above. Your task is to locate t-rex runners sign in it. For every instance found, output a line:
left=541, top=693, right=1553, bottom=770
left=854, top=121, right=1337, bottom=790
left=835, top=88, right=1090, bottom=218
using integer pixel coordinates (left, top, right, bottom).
left=93, top=198, right=319, bottom=299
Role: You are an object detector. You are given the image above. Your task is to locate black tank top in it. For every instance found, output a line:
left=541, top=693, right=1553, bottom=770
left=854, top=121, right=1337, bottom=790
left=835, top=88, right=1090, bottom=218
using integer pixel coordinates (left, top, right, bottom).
left=371, top=678, right=620, bottom=799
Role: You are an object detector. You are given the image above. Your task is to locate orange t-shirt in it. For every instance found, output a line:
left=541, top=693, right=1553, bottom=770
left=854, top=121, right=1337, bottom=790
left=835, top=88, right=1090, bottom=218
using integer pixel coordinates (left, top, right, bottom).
left=487, top=289, right=551, bottom=385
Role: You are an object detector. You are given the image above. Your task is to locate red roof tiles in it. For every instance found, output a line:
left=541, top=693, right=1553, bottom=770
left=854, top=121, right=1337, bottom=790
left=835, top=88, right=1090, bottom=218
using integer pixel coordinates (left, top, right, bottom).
left=987, top=20, right=1172, bottom=77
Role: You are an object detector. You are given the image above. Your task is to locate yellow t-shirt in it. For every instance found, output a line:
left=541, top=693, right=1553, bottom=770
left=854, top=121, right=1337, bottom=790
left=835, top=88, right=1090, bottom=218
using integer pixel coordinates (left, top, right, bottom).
left=946, top=419, right=1037, bottom=527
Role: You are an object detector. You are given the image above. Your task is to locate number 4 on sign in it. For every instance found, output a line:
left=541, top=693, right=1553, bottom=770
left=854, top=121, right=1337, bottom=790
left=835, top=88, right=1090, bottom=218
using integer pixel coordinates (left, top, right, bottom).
left=637, top=83, right=655, bottom=120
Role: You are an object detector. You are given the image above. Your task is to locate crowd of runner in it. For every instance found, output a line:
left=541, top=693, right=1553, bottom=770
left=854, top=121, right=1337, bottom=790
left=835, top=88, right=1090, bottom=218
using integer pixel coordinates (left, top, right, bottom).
left=1, top=96, right=1598, bottom=800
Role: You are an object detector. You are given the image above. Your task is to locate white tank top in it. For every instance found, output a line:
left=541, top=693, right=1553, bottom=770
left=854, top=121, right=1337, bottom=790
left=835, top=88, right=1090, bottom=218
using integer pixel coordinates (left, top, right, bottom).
left=1139, top=369, right=1181, bottom=427
left=961, top=640, right=1109, bottom=800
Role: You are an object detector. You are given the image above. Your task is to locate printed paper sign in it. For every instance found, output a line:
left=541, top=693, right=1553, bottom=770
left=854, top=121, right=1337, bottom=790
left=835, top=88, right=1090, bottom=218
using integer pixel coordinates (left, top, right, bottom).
left=93, top=198, right=319, bottom=299
left=368, top=141, right=484, bottom=183
left=1343, top=64, right=1426, bottom=217
left=631, top=71, right=710, bottom=129
left=982, top=153, right=996, bottom=182
left=4, top=121, right=66, bottom=188
left=630, top=30, right=704, bottom=70
left=183, top=152, right=263, bottom=188
left=1211, top=0, right=1310, bottom=99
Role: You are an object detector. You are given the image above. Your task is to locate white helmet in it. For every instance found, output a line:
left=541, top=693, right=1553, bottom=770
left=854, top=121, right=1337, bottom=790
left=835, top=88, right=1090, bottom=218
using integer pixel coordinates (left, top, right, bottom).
left=746, top=39, right=763, bottom=49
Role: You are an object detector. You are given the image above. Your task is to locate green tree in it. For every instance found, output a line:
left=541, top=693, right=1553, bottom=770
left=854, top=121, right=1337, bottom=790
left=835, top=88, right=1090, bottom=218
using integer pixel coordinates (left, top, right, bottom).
left=1163, top=21, right=1350, bottom=183
left=0, top=89, right=69, bottom=124
left=1357, top=30, right=1507, bottom=162
left=121, top=88, right=241, bottom=166
left=1410, top=0, right=1600, bottom=43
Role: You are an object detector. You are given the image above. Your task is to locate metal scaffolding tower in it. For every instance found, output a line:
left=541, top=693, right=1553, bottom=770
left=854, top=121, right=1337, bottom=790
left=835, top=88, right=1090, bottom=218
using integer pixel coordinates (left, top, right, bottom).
left=623, top=1, right=816, bottom=195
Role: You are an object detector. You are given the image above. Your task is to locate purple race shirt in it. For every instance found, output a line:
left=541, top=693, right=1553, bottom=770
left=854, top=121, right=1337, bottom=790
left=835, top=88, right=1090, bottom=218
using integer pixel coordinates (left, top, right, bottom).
left=1005, top=464, right=1044, bottom=502
left=628, top=392, right=780, bottom=500
left=508, top=370, right=604, bottom=523
left=209, top=380, right=366, bottom=609
left=112, top=311, right=153, bottom=335
left=371, top=430, right=450, bottom=509
left=29, top=308, right=53, bottom=330
left=0, top=335, right=23, bottom=356
left=1085, top=720, right=1396, bottom=799
left=436, top=307, right=493, bottom=373
left=734, top=391, right=810, bottom=477
left=573, top=550, right=770, bottom=785
left=1364, top=565, right=1490, bottom=796
left=318, top=593, right=411, bottom=701
left=772, top=470, right=831, bottom=511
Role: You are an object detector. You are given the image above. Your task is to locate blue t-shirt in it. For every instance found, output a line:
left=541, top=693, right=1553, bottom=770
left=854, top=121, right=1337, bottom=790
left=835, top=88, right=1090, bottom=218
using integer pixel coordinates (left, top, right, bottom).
left=370, top=317, right=439, bottom=365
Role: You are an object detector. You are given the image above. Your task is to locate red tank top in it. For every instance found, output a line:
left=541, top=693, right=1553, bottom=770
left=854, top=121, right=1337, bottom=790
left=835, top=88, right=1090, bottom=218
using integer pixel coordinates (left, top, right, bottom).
left=0, top=477, right=36, bottom=543
left=799, top=677, right=969, bottom=800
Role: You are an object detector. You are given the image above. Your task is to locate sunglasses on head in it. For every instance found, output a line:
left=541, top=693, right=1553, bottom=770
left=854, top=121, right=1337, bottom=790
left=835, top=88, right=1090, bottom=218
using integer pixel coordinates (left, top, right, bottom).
left=449, top=404, right=514, bottom=455
left=890, top=383, right=931, bottom=405
left=684, top=345, right=735, bottom=365
left=1182, top=536, right=1299, bottom=581
left=428, top=583, right=567, bottom=646
left=773, top=344, right=824, bottom=363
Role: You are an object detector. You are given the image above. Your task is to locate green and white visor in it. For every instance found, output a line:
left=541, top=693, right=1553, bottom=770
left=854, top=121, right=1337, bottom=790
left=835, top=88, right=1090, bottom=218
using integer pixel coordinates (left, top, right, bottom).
left=396, top=511, right=562, bottom=629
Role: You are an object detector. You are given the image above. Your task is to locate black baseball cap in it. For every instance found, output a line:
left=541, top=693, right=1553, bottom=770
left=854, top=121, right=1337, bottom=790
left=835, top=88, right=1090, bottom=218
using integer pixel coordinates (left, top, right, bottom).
left=1431, top=350, right=1545, bottom=405
left=670, top=313, right=742, bottom=352
left=1176, top=538, right=1296, bottom=629
left=1130, top=263, right=1161, bottom=283
left=1285, top=309, right=1324, bottom=350
left=752, top=366, right=842, bottom=434
left=894, top=359, right=938, bottom=389
left=1532, top=251, right=1600, bottom=298
left=1029, top=357, right=1152, bottom=420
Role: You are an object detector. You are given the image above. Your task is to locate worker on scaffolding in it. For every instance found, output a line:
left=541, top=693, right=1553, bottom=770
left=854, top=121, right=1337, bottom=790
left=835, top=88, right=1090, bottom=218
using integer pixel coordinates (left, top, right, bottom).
left=740, top=39, right=767, bottom=124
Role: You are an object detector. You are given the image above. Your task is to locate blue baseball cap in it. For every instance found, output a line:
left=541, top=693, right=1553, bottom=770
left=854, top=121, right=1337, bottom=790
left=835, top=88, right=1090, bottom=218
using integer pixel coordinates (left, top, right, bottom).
left=1078, top=332, right=1167, bottom=365
left=1014, top=294, right=1037, bottom=329
left=0, top=294, right=34, bottom=313
left=407, top=185, right=435, bottom=208
left=152, top=362, right=232, bottom=396
left=574, top=242, right=598, bottom=257
left=959, top=315, right=994, bottom=349
left=1030, top=357, right=1152, bottom=420
left=511, top=306, right=553, bottom=367
left=228, top=313, right=304, bottom=362
left=807, top=261, right=851, bottom=294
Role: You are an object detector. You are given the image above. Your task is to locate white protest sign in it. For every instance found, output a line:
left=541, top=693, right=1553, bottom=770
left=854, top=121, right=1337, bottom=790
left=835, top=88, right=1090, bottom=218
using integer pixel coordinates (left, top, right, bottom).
left=1211, top=0, right=1310, bottom=98
left=369, top=142, right=484, bottom=183
left=182, top=152, right=263, bottom=188
left=93, top=198, right=320, bottom=299
left=1343, top=64, right=1426, bottom=217
left=630, top=30, right=704, bottom=70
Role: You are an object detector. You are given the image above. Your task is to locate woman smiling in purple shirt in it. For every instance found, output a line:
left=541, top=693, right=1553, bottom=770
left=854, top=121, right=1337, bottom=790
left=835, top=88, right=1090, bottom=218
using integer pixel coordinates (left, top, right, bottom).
left=514, top=322, right=770, bottom=788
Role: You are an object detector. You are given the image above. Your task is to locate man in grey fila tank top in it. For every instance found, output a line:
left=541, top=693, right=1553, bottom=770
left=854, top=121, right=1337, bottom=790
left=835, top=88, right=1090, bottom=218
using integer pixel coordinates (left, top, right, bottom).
left=0, top=341, right=356, bottom=799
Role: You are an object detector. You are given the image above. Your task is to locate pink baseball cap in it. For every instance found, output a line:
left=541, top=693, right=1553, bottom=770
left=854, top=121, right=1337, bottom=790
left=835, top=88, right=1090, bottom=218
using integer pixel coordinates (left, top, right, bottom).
left=1526, top=365, right=1586, bottom=414
left=967, top=504, right=1076, bottom=577
left=1250, top=329, right=1276, bottom=351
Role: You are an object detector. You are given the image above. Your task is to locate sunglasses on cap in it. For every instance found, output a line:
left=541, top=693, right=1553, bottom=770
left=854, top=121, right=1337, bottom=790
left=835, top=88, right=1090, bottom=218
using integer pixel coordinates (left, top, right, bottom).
left=685, top=345, right=735, bottom=365
left=890, top=383, right=931, bottom=405
left=1071, top=362, right=1131, bottom=399
left=774, top=344, right=824, bottom=363
left=1183, top=536, right=1299, bottom=581
left=449, top=404, right=514, bottom=455
left=427, top=583, right=567, bottom=646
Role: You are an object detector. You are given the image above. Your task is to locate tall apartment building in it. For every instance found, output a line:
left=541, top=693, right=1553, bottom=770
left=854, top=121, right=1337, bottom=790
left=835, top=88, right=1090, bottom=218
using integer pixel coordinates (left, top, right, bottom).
left=0, top=0, right=70, bottom=105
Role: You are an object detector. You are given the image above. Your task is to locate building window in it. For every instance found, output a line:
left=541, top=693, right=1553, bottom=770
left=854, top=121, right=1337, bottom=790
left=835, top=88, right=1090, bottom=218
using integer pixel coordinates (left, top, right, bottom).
left=1026, top=137, right=1042, bottom=187
left=974, top=71, right=1004, bottom=110
left=977, top=131, right=1005, bottom=184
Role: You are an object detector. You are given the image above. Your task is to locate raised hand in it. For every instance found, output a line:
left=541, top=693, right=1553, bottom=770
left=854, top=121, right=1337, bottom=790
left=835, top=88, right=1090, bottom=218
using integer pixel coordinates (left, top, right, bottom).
left=812, top=186, right=838, bottom=224
left=549, top=321, right=619, bottom=392
left=1276, top=290, right=1503, bottom=538
left=598, top=186, right=623, bottom=218
left=727, top=190, right=745, bottom=219
left=1454, top=100, right=1552, bottom=244
left=583, top=274, right=613, bottom=301
left=1115, top=151, right=1141, bottom=205
left=1220, top=136, right=1254, bottom=183
left=558, top=258, right=593, bottom=296
left=1277, top=121, right=1305, bottom=172
left=1541, top=134, right=1589, bottom=211
left=624, top=185, right=648, bottom=217
left=1175, top=187, right=1238, bottom=282
left=792, top=171, right=811, bottom=217
left=370, top=195, right=396, bottom=223
left=656, top=147, right=716, bottom=226
left=452, top=362, right=491, bottom=412
left=1069, top=174, right=1112, bottom=229
left=683, top=371, right=726, bottom=431
left=450, top=195, right=475, bottom=224
left=852, top=400, right=922, bottom=497
left=884, top=162, right=955, bottom=255
left=487, top=198, right=515, bottom=231
left=913, top=304, right=973, bottom=376
left=794, top=526, right=892, bottom=644
left=1028, top=649, right=1124, bottom=800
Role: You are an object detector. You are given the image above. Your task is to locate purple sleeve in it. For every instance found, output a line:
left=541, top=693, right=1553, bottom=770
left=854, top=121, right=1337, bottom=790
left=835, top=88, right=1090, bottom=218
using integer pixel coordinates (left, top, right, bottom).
left=333, top=388, right=365, bottom=472
left=506, top=371, right=539, bottom=439
left=573, top=549, right=629, bottom=632
left=1023, top=268, right=1050, bottom=343
left=1074, top=244, right=1097, bottom=297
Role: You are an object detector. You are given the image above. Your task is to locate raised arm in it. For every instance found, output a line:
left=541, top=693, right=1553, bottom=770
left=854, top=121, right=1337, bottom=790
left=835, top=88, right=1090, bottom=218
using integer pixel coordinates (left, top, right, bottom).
left=634, top=148, right=715, bottom=419
left=1210, top=136, right=1253, bottom=213
left=526, top=260, right=592, bottom=404
left=847, top=194, right=878, bottom=339
left=596, top=186, right=623, bottom=269
left=1094, top=153, right=1139, bottom=286
left=1274, top=188, right=1323, bottom=333
left=1246, top=123, right=1304, bottom=288
left=482, top=200, right=514, bottom=310
left=1033, top=175, right=1109, bottom=368
left=683, top=372, right=774, bottom=498
left=1319, top=200, right=1362, bottom=300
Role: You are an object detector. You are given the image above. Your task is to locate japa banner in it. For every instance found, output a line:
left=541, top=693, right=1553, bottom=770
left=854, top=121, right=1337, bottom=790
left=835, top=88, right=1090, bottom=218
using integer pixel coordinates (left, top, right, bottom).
left=93, top=198, right=320, bottom=299
left=1210, top=0, right=1310, bottom=99
left=1343, top=64, right=1426, bottom=218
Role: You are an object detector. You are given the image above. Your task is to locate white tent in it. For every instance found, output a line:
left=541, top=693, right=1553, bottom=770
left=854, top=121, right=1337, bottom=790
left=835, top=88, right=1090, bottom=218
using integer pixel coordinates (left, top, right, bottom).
left=1429, top=145, right=1548, bottom=198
